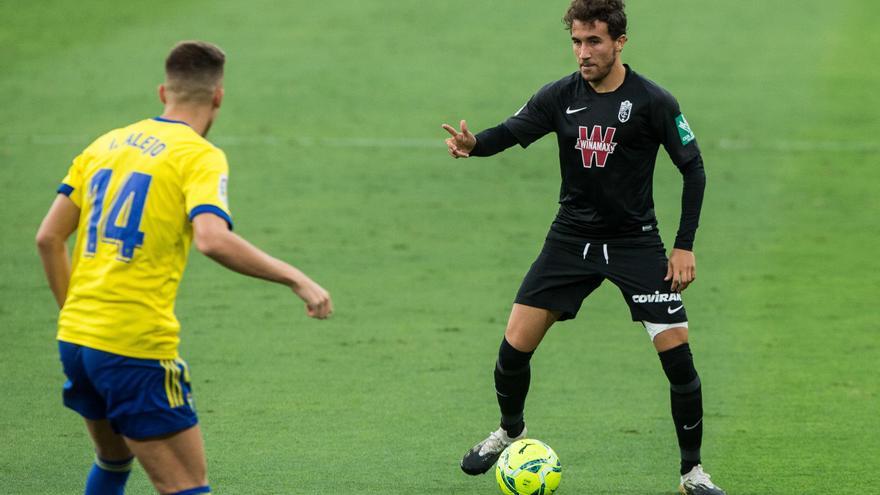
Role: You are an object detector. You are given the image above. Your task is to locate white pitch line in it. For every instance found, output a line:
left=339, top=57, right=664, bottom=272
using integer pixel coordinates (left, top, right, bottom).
left=717, top=138, right=879, bottom=153
left=2, top=134, right=442, bottom=149
left=2, top=134, right=877, bottom=153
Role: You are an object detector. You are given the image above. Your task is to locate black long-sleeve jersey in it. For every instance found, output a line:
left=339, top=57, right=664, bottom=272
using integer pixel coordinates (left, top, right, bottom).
left=474, top=65, right=705, bottom=249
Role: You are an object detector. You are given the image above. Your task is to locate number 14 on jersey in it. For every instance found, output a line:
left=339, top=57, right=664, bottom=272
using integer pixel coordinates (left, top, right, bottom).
left=85, top=169, right=152, bottom=262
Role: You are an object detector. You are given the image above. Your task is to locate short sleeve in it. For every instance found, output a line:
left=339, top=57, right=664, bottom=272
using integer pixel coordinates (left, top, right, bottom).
left=651, top=89, right=701, bottom=167
left=183, top=148, right=233, bottom=230
left=58, top=153, right=87, bottom=208
left=503, top=82, right=557, bottom=148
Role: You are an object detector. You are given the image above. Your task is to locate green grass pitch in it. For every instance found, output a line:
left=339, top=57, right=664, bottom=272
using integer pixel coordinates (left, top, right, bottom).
left=1, top=0, right=878, bottom=493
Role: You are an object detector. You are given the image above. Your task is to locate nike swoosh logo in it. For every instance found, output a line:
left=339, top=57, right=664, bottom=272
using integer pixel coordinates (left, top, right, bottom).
left=565, top=106, right=588, bottom=114
left=667, top=305, right=684, bottom=314
left=683, top=418, right=702, bottom=430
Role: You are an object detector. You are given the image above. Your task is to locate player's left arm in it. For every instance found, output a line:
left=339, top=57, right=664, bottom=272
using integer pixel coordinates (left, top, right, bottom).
left=36, top=195, right=80, bottom=308
left=665, top=154, right=706, bottom=292
left=651, top=86, right=706, bottom=292
left=192, top=213, right=333, bottom=319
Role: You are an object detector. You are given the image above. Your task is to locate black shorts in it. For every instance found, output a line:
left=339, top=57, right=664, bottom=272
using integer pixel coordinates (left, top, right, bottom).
left=515, top=236, right=687, bottom=323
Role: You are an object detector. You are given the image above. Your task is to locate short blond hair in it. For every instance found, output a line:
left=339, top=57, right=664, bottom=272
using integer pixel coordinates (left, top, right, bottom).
left=164, top=41, right=225, bottom=103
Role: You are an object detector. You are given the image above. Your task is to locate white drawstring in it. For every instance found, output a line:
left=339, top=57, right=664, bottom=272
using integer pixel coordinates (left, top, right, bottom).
left=584, top=243, right=610, bottom=264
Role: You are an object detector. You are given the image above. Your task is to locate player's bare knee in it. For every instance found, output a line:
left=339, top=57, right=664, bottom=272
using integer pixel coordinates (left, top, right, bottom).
left=504, top=324, right=546, bottom=353
left=644, top=322, right=689, bottom=351
left=504, top=306, right=558, bottom=352
left=503, top=325, right=529, bottom=351
left=152, top=472, right=208, bottom=495
left=92, top=433, right=131, bottom=460
left=85, top=419, right=132, bottom=460
left=94, top=444, right=133, bottom=462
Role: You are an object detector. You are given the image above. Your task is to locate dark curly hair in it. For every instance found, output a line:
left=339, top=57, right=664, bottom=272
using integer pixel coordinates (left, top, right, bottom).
left=563, top=0, right=627, bottom=39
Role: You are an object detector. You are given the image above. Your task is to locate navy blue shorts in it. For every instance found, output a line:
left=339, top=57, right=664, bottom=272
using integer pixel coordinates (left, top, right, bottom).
left=58, top=341, right=199, bottom=440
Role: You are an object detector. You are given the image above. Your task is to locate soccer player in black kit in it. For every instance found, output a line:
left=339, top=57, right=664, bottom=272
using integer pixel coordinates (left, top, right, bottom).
left=442, top=1, right=725, bottom=493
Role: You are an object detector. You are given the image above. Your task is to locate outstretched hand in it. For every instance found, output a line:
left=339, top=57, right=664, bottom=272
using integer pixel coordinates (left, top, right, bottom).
left=665, top=248, right=696, bottom=292
left=442, top=120, right=476, bottom=158
left=290, top=274, right=333, bottom=319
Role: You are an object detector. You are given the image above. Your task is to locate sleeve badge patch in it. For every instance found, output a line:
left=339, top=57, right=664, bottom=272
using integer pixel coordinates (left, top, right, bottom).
left=675, top=113, right=695, bottom=145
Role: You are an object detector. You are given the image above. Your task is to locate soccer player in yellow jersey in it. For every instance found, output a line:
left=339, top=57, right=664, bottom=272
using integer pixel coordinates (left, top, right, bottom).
left=36, top=41, right=332, bottom=495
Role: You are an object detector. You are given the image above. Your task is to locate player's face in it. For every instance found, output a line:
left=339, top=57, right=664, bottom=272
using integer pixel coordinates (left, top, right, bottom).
left=571, top=20, right=626, bottom=83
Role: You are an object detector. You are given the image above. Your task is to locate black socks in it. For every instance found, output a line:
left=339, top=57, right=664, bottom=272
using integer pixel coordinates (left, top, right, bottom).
left=659, top=343, right=704, bottom=475
left=495, top=337, right=533, bottom=438
left=493, top=337, right=705, bottom=475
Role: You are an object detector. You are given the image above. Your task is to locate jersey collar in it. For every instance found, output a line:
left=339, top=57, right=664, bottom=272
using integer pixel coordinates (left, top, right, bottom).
left=152, top=116, right=192, bottom=127
left=582, top=64, right=632, bottom=96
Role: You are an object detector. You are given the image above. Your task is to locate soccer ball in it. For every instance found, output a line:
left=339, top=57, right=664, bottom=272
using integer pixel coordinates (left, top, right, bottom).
left=495, top=439, right=562, bottom=495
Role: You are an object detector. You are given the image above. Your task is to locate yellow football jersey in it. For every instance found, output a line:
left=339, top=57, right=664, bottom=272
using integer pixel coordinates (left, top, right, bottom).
left=56, top=117, right=232, bottom=360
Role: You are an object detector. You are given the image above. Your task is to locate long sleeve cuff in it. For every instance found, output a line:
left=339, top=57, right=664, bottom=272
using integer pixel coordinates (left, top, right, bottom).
left=470, top=123, right=519, bottom=157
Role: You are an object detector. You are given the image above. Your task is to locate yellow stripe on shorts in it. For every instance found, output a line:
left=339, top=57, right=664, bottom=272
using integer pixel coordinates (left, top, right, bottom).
left=175, top=357, right=191, bottom=384
left=161, top=360, right=184, bottom=408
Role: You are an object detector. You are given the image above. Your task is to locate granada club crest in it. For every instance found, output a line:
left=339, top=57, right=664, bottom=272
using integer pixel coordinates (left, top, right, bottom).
left=575, top=125, right=617, bottom=168
left=618, top=100, right=632, bottom=123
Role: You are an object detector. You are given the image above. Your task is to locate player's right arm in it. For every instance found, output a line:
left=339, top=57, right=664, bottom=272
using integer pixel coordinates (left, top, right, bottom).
left=192, top=213, right=332, bottom=319
left=443, top=82, right=556, bottom=159
left=442, top=120, right=522, bottom=160
left=36, top=195, right=80, bottom=308
left=442, top=120, right=477, bottom=158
